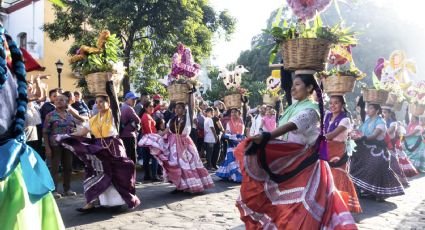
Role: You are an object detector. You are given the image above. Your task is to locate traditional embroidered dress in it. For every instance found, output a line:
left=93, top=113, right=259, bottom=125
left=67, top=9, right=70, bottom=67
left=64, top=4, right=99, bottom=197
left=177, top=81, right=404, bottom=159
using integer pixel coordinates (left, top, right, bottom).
left=349, top=116, right=404, bottom=198
left=139, top=107, right=214, bottom=193
left=234, top=99, right=357, bottom=229
left=215, top=117, right=245, bottom=182
left=59, top=108, right=140, bottom=208
left=324, top=112, right=361, bottom=213
left=395, top=125, right=418, bottom=177
left=404, top=121, right=425, bottom=172
left=385, top=121, right=409, bottom=186
left=0, top=29, right=64, bottom=230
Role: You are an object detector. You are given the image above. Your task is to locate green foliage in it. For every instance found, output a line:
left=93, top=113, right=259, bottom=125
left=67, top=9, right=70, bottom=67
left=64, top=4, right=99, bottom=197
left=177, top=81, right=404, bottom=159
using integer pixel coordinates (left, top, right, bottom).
left=265, top=15, right=358, bottom=63
left=259, top=88, right=279, bottom=97
left=265, top=15, right=357, bottom=45
left=43, top=0, right=236, bottom=93
left=71, top=34, right=123, bottom=75
left=318, top=65, right=366, bottom=80
left=203, top=67, right=227, bottom=102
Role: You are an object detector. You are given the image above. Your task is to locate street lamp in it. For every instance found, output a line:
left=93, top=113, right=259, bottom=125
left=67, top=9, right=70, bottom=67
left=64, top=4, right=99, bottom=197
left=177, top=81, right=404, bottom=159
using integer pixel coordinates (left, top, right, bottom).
left=199, top=86, right=205, bottom=95
left=55, top=59, right=63, bottom=89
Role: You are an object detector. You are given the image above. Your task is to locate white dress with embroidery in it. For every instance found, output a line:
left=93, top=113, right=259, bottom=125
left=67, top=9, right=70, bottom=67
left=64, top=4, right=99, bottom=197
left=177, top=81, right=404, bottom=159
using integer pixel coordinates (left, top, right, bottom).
left=278, top=109, right=320, bottom=146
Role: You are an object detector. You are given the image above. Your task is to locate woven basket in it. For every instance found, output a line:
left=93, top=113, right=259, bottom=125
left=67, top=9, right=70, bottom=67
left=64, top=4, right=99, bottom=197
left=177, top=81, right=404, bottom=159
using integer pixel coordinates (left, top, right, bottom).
left=393, top=101, right=403, bottom=111
left=224, top=94, right=242, bottom=109
left=322, top=75, right=356, bottom=95
left=168, top=83, right=189, bottom=103
left=363, top=89, right=389, bottom=104
left=409, top=104, right=425, bottom=116
left=263, top=94, right=278, bottom=106
left=385, top=93, right=398, bottom=106
left=281, top=38, right=332, bottom=71
left=85, top=72, right=122, bottom=95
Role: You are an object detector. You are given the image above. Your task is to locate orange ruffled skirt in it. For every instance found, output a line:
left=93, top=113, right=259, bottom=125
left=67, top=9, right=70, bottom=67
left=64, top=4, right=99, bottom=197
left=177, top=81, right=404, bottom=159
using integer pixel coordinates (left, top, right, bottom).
left=234, top=139, right=357, bottom=230
left=328, top=141, right=362, bottom=213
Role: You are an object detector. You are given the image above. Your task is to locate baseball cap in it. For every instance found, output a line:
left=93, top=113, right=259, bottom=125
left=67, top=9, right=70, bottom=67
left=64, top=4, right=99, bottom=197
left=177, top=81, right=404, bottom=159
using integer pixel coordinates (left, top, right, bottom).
left=124, top=91, right=138, bottom=100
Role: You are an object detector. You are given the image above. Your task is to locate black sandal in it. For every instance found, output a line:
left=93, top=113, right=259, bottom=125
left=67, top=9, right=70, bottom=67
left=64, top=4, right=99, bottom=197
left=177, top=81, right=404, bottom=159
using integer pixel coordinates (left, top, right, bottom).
left=76, top=206, right=97, bottom=213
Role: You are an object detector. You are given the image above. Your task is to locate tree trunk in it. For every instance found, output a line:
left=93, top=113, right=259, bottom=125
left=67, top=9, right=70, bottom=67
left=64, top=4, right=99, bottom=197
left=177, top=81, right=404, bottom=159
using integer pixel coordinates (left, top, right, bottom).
left=123, top=31, right=136, bottom=94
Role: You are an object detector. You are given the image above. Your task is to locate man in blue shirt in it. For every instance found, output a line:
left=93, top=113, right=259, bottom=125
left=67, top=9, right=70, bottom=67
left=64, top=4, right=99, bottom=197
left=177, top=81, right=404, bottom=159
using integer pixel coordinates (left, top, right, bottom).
left=71, top=91, right=90, bottom=117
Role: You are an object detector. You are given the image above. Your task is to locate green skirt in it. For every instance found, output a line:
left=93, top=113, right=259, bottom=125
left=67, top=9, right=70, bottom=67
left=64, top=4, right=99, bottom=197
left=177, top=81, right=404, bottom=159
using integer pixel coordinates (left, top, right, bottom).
left=0, top=164, right=65, bottom=230
left=404, top=136, right=425, bottom=172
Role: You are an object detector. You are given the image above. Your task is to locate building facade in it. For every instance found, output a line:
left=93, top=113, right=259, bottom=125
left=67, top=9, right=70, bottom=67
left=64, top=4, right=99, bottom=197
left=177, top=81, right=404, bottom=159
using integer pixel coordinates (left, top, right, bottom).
left=1, top=0, right=78, bottom=92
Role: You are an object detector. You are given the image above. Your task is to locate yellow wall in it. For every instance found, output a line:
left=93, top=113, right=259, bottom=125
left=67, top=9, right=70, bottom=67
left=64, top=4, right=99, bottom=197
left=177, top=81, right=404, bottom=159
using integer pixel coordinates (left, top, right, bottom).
left=32, top=1, right=77, bottom=92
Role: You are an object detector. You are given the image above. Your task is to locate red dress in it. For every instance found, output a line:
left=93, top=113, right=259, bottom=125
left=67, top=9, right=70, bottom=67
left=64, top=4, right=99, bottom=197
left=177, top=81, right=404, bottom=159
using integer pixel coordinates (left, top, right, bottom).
left=234, top=139, right=357, bottom=230
left=328, top=141, right=362, bottom=213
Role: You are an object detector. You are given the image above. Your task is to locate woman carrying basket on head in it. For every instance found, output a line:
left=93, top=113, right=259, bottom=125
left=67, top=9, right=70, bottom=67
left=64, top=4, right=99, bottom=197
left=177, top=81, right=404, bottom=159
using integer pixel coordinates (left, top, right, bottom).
left=349, top=103, right=404, bottom=202
left=57, top=75, right=140, bottom=212
left=139, top=92, right=214, bottom=194
left=215, top=107, right=245, bottom=182
left=324, top=95, right=361, bottom=213
left=234, top=71, right=357, bottom=229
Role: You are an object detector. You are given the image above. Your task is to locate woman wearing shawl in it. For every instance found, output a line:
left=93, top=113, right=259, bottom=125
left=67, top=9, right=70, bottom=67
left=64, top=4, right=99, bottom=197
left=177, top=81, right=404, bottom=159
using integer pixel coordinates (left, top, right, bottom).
left=349, top=104, right=404, bottom=201
left=0, top=24, right=64, bottom=229
left=58, top=76, right=140, bottom=212
left=234, top=71, right=357, bottom=229
left=215, top=108, right=245, bottom=182
left=324, top=95, right=361, bottom=213
left=139, top=101, right=214, bottom=193
left=404, top=115, right=425, bottom=172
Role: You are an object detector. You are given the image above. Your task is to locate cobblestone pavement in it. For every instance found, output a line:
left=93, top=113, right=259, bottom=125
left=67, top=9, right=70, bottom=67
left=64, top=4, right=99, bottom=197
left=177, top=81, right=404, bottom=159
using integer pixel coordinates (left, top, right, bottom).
left=57, top=172, right=425, bottom=230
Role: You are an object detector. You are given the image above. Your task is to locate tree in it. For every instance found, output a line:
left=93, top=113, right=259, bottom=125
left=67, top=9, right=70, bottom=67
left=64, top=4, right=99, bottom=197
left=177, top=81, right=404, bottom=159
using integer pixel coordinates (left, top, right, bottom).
left=43, top=0, right=236, bottom=93
left=232, top=1, right=425, bottom=110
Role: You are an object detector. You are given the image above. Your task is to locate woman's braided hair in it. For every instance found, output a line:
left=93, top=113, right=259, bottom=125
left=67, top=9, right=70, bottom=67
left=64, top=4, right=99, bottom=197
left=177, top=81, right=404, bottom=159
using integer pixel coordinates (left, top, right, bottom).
left=295, top=74, right=327, bottom=160
left=0, top=27, right=28, bottom=138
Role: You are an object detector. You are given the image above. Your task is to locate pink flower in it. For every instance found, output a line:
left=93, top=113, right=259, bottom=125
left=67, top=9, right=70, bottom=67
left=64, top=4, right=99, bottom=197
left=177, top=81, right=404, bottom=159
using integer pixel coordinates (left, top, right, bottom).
left=287, top=0, right=332, bottom=21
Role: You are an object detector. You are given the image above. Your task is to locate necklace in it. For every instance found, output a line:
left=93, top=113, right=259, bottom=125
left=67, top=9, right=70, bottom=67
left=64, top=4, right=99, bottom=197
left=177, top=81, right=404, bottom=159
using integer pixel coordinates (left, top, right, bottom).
left=175, top=116, right=183, bottom=135
left=95, top=111, right=117, bottom=155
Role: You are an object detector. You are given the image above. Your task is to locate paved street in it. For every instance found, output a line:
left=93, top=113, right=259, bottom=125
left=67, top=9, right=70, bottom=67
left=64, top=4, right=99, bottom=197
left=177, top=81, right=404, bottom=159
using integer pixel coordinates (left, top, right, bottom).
left=57, top=172, right=425, bottom=230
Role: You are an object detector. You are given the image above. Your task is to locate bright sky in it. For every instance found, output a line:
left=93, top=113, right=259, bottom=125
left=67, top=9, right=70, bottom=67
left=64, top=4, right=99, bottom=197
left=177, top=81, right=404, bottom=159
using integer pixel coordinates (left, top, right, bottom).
left=210, top=0, right=425, bottom=68
left=210, top=0, right=283, bottom=67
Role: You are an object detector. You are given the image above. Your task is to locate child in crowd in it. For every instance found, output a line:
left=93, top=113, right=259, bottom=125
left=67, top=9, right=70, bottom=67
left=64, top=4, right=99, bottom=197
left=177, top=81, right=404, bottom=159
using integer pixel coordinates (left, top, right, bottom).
left=259, top=108, right=277, bottom=132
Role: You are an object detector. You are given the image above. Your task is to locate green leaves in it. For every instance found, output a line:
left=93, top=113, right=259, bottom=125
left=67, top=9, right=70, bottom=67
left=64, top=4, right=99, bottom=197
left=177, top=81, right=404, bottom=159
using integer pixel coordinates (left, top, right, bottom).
left=265, top=13, right=358, bottom=63
left=44, top=0, right=236, bottom=93
left=75, top=33, right=123, bottom=75
left=48, top=0, right=66, bottom=8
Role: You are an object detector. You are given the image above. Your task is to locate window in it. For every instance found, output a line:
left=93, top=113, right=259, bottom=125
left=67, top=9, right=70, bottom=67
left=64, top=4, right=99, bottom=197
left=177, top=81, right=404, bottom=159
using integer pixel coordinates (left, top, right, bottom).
left=18, top=32, right=27, bottom=49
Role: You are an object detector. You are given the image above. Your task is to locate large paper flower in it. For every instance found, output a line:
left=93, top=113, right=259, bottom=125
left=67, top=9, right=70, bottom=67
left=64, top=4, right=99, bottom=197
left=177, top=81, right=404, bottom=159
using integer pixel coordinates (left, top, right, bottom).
left=170, top=43, right=200, bottom=78
left=376, top=50, right=416, bottom=90
left=286, top=0, right=332, bottom=21
left=328, top=45, right=352, bottom=66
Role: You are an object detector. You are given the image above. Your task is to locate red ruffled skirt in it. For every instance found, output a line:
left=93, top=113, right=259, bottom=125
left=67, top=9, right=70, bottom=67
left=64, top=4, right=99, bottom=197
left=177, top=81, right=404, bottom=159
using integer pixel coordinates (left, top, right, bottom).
left=328, top=141, right=361, bottom=213
left=234, top=139, right=357, bottom=230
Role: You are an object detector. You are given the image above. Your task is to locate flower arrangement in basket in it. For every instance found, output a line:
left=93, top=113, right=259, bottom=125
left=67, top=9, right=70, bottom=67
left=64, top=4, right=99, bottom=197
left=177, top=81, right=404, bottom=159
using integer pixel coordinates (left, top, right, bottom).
left=217, top=64, right=250, bottom=109
left=406, top=81, right=425, bottom=116
left=69, top=30, right=124, bottom=95
left=318, top=64, right=366, bottom=96
left=358, top=82, right=389, bottom=105
left=260, top=88, right=280, bottom=106
left=381, top=82, right=406, bottom=109
left=266, top=14, right=358, bottom=71
left=166, top=43, right=201, bottom=103
left=223, top=86, right=250, bottom=109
